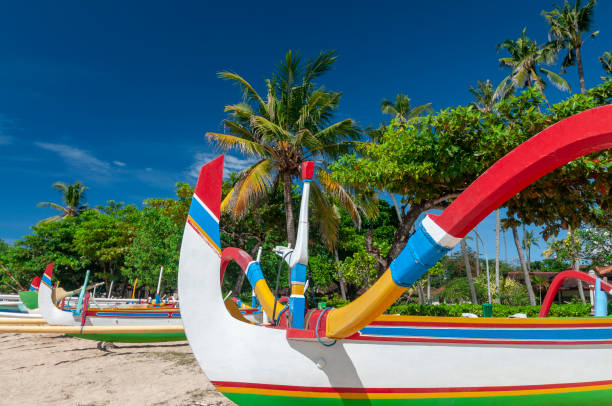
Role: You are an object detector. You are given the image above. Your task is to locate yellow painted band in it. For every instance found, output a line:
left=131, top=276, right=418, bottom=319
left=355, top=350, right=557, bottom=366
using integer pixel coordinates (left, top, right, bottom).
left=291, top=285, right=305, bottom=295
left=253, top=279, right=285, bottom=321
left=217, top=383, right=612, bottom=399
left=326, top=269, right=405, bottom=339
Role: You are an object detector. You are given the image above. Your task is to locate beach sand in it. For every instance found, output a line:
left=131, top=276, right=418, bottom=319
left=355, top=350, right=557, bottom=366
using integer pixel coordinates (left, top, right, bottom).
left=0, top=333, right=235, bottom=406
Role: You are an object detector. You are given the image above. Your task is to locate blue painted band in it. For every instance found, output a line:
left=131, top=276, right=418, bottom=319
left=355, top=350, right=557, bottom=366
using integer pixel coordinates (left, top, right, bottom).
left=290, top=263, right=307, bottom=284
left=188, top=198, right=221, bottom=246
left=289, top=296, right=305, bottom=329
left=389, top=222, right=449, bottom=287
left=595, top=278, right=608, bottom=317
left=42, top=274, right=52, bottom=287
left=246, top=262, right=265, bottom=287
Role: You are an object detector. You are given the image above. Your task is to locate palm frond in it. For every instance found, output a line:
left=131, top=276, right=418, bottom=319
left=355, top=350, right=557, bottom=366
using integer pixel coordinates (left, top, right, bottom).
left=226, top=160, right=274, bottom=219
left=310, top=182, right=339, bottom=251
left=218, top=71, right=266, bottom=112
left=205, top=131, right=265, bottom=157
left=318, top=169, right=361, bottom=229
left=37, top=202, right=65, bottom=212
left=540, top=68, right=571, bottom=92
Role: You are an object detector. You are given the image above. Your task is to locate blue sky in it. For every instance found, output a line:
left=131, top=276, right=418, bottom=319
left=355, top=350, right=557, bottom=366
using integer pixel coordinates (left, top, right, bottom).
left=1, top=1, right=610, bottom=264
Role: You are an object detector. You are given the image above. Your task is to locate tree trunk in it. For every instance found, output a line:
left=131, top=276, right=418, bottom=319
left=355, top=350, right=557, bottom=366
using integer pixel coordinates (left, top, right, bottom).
left=495, top=209, right=501, bottom=304
left=416, top=281, right=425, bottom=305
left=390, top=194, right=402, bottom=222
left=461, top=240, right=478, bottom=304
left=522, top=223, right=530, bottom=272
left=334, top=249, right=347, bottom=301
left=474, top=229, right=480, bottom=276
left=282, top=172, right=296, bottom=247
left=576, top=45, right=586, bottom=94
left=568, top=226, right=586, bottom=304
left=427, top=274, right=431, bottom=304
left=512, top=227, right=536, bottom=305
left=233, top=272, right=246, bottom=298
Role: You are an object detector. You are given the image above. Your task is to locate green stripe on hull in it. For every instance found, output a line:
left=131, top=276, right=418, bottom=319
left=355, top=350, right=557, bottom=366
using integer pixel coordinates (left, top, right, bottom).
left=224, top=388, right=612, bottom=405
left=68, top=332, right=186, bottom=343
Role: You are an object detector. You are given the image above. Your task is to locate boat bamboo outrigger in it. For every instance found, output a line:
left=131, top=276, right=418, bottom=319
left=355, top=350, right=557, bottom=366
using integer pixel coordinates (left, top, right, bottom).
left=38, top=264, right=185, bottom=343
left=178, top=105, right=612, bottom=405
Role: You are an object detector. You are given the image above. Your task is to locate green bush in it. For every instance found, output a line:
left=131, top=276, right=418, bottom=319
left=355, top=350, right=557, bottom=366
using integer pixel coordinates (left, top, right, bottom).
left=385, top=303, right=591, bottom=318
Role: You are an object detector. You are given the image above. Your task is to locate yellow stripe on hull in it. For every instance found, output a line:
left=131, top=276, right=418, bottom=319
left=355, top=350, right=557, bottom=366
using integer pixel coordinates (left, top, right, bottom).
left=217, top=383, right=612, bottom=400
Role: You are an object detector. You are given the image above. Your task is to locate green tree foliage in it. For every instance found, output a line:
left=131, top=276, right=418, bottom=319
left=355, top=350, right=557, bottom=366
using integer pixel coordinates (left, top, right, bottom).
left=123, top=207, right=182, bottom=292
left=601, top=50, right=612, bottom=74
left=73, top=205, right=138, bottom=284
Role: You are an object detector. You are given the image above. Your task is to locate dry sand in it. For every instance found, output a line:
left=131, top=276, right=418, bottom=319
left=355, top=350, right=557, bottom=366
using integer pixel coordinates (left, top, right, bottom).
left=0, top=333, right=236, bottom=406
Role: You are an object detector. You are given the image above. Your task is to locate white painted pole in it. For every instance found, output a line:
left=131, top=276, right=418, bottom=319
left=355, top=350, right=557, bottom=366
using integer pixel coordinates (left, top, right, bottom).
left=107, top=280, right=114, bottom=299
left=156, top=266, right=164, bottom=298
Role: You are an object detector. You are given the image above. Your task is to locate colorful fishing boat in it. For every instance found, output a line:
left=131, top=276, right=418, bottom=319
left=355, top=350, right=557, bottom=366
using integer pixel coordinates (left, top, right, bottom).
left=178, top=105, right=612, bottom=405
left=38, top=264, right=186, bottom=342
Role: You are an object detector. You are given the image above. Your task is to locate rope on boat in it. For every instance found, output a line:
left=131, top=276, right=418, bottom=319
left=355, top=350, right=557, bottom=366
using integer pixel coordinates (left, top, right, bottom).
left=315, top=308, right=336, bottom=347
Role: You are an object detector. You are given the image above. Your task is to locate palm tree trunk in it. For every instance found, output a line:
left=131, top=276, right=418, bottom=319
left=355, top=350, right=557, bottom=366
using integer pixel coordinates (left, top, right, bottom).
left=522, top=223, right=530, bottom=272
left=282, top=172, right=296, bottom=247
left=512, top=227, right=536, bottom=305
left=495, top=209, right=501, bottom=304
left=427, top=274, right=431, bottom=304
left=334, top=249, right=347, bottom=301
left=416, top=281, right=425, bottom=305
left=576, top=45, right=586, bottom=94
left=461, top=240, right=478, bottom=304
left=568, top=226, right=586, bottom=304
left=474, top=230, right=480, bottom=276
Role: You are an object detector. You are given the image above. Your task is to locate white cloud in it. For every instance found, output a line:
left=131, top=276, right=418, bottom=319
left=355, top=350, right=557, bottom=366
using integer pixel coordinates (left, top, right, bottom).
left=113, top=160, right=126, bottom=167
left=35, top=142, right=111, bottom=173
left=188, top=152, right=256, bottom=180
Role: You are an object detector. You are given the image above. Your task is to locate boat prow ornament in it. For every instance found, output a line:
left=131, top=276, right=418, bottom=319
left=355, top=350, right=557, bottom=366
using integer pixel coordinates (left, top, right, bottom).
left=179, top=105, right=612, bottom=405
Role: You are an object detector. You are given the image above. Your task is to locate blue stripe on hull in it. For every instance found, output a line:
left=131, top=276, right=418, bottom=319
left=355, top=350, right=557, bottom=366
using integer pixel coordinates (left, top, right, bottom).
left=188, top=199, right=220, bottom=246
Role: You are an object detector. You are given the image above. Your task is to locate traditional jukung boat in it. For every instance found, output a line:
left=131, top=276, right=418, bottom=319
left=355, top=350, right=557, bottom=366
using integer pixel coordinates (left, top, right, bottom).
left=38, top=264, right=185, bottom=342
left=0, top=277, right=42, bottom=318
left=178, top=105, right=612, bottom=405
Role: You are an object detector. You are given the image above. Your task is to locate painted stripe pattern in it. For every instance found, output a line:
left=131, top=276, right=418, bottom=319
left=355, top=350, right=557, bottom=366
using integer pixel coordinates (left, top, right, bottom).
left=212, top=379, right=612, bottom=400
left=188, top=194, right=221, bottom=254
left=346, top=316, right=612, bottom=345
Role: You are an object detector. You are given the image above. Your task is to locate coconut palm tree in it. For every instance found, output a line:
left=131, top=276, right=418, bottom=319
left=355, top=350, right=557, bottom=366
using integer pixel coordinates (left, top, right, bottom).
left=460, top=239, right=478, bottom=304
left=522, top=229, right=540, bottom=271
left=468, top=80, right=512, bottom=113
left=380, top=94, right=433, bottom=123
left=600, top=50, right=612, bottom=74
left=497, top=28, right=571, bottom=101
left=207, top=50, right=361, bottom=248
left=512, top=226, right=537, bottom=305
left=37, top=181, right=90, bottom=224
left=542, top=0, right=598, bottom=94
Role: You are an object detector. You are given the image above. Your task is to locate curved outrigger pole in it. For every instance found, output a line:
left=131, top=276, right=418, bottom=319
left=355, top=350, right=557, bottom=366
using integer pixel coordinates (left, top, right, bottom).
left=322, top=105, right=612, bottom=338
